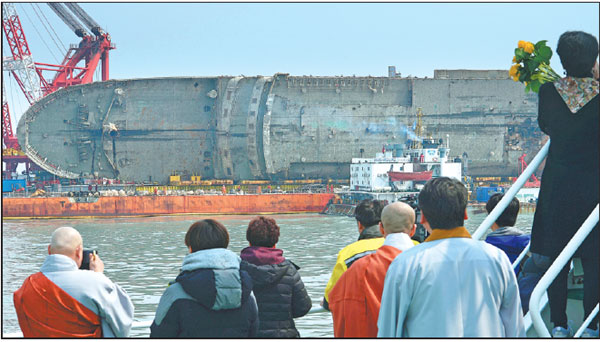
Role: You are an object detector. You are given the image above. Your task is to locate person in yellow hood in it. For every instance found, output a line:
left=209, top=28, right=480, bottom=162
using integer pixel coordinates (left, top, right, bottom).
left=329, top=202, right=417, bottom=337
left=321, top=199, right=385, bottom=310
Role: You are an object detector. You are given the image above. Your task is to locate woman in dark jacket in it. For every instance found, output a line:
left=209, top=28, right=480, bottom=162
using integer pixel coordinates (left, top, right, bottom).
left=240, top=216, right=312, bottom=338
left=529, top=31, right=598, bottom=338
left=150, top=219, right=259, bottom=338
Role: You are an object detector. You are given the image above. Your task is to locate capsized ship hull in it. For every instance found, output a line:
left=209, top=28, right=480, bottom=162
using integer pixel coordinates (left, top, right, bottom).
left=17, top=70, right=544, bottom=183
left=1, top=193, right=335, bottom=218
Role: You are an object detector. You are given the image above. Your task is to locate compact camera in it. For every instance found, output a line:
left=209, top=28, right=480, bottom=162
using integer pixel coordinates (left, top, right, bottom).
left=398, top=194, right=429, bottom=243
left=80, top=249, right=98, bottom=270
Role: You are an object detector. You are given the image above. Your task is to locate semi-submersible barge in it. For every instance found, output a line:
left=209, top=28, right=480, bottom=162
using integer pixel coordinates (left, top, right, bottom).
left=17, top=69, right=543, bottom=184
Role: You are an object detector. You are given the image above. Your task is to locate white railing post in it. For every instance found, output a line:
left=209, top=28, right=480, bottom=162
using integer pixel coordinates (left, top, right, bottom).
left=574, top=304, right=599, bottom=337
left=472, top=140, right=550, bottom=240
left=512, top=242, right=530, bottom=269
left=529, top=204, right=599, bottom=337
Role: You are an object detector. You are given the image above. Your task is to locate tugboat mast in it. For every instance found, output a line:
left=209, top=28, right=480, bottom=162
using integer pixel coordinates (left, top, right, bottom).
left=411, top=108, right=424, bottom=150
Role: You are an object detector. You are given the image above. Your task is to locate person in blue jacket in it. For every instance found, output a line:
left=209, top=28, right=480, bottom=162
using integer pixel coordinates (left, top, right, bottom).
left=150, top=219, right=259, bottom=337
left=485, top=193, right=530, bottom=273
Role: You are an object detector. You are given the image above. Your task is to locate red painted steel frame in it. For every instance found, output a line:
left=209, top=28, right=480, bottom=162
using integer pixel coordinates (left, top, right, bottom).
left=2, top=10, right=32, bottom=60
left=3, top=9, right=114, bottom=98
left=45, top=34, right=114, bottom=91
left=2, top=102, right=19, bottom=149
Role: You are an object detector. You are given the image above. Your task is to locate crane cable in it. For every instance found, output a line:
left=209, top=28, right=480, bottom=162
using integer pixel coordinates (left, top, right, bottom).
left=17, top=4, right=60, bottom=64
left=7, top=74, right=23, bottom=130
left=33, top=3, right=67, bottom=56
left=28, top=3, right=65, bottom=63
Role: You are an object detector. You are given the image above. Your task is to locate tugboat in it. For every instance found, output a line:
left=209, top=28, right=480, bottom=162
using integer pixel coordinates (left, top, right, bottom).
left=322, top=134, right=464, bottom=242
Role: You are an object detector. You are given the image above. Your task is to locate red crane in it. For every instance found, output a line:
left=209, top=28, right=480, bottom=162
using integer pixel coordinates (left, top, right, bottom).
left=517, top=153, right=541, bottom=188
left=2, top=3, right=114, bottom=179
left=2, top=2, right=40, bottom=179
left=1, top=86, right=31, bottom=179
left=42, top=3, right=114, bottom=90
left=2, top=84, right=18, bottom=150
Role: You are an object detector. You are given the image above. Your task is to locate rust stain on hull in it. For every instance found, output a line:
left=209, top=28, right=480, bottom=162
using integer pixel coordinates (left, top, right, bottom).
left=2, top=194, right=335, bottom=218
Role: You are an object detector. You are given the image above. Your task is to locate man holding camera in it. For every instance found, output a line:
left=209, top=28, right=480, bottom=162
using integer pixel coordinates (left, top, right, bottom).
left=13, top=227, right=134, bottom=337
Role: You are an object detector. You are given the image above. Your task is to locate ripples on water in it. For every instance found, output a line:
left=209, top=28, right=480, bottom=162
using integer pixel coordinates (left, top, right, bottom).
left=2, top=210, right=534, bottom=337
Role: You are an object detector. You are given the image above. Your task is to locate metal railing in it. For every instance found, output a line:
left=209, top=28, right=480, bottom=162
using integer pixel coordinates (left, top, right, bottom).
left=1, top=187, right=335, bottom=198
left=471, top=140, right=550, bottom=240
left=512, top=242, right=530, bottom=270
left=575, top=304, right=599, bottom=338
left=529, top=204, right=599, bottom=337
left=469, top=138, right=598, bottom=337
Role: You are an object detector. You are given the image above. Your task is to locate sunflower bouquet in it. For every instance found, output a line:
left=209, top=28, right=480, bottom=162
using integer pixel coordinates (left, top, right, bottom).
left=509, top=40, right=561, bottom=93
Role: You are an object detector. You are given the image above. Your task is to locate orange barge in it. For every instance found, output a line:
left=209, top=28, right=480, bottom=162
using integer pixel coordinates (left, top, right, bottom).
left=2, top=193, right=335, bottom=219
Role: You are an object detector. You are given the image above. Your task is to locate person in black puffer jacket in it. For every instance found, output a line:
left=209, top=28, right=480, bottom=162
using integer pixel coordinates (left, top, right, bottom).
left=150, top=219, right=259, bottom=338
left=240, top=216, right=312, bottom=338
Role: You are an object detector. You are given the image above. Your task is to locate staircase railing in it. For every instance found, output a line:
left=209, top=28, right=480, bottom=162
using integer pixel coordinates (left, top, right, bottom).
left=575, top=304, right=599, bottom=337
left=512, top=242, right=530, bottom=269
left=471, top=138, right=598, bottom=337
left=529, top=204, right=599, bottom=337
left=471, top=140, right=550, bottom=240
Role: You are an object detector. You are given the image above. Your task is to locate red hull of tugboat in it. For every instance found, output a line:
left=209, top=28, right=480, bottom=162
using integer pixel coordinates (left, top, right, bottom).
left=2, top=193, right=335, bottom=218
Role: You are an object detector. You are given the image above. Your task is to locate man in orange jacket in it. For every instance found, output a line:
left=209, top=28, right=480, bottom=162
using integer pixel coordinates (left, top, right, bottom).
left=328, top=202, right=417, bottom=337
left=13, top=227, right=134, bottom=337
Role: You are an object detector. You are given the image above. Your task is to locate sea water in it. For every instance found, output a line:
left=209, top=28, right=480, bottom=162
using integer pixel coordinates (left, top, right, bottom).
left=2, top=210, right=534, bottom=337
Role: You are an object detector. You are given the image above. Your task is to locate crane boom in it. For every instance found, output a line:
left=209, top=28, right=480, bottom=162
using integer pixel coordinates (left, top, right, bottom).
left=2, top=4, right=32, bottom=58
left=2, top=82, right=16, bottom=147
left=44, top=3, right=115, bottom=85
left=47, top=3, right=89, bottom=38
left=2, top=3, right=46, bottom=104
left=64, top=3, right=103, bottom=36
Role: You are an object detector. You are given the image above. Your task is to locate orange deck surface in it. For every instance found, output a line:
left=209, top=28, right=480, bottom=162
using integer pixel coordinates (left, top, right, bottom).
left=2, top=193, right=335, bottom=218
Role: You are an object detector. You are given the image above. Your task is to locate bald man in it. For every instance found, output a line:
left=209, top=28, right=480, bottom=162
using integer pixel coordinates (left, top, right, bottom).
left=13, top=227, right=134, bottom=337
left=328, top=202, right=418, bottom=337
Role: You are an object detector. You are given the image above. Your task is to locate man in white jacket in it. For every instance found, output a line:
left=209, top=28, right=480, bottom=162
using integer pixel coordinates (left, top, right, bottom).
left=377, top=177, right=525, bottom=337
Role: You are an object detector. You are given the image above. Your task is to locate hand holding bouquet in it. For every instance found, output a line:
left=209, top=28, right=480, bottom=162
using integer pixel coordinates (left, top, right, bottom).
left=509, top=40, right=561, bottom=93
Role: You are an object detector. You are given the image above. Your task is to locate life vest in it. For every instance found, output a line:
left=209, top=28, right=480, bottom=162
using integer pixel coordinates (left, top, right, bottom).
left=13, top=272, right=102, bottom=338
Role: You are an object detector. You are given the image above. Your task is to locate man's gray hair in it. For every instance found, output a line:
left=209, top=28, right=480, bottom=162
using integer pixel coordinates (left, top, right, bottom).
left=50, top=226, right=82, bottom=254
left=381, top=202, right=415, bottom=234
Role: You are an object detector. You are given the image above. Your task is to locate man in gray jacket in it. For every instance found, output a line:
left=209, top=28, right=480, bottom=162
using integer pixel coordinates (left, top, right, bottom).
left=14, top=226, right=134, bottom=337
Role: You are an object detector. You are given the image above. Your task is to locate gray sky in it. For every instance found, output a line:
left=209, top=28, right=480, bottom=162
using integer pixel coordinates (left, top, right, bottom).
left=3, top=2, right=599, bottom=124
